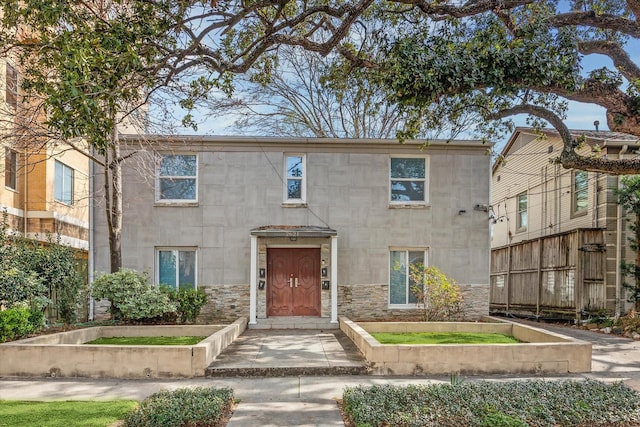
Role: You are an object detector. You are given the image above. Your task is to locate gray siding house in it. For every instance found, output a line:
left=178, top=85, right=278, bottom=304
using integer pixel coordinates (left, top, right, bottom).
left=93, top=136, right=492, bottom=326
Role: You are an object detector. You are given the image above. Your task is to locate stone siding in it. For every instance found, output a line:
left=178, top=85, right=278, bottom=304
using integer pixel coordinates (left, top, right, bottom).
left=338, top=283, right=489, bottom=321
left=199, top=284, right=250, bottom=323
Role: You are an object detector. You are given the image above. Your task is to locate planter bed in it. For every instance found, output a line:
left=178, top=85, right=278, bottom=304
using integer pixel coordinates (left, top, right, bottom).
left=339, top=316, right=592, bottom=375
left=0, top=317, right=247, bottom=379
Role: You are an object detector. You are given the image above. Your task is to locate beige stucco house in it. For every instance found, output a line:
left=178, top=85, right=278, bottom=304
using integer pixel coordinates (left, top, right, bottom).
left=491, top=127, right=639, bottom=319
left=92, top=135, right=492, bottom=326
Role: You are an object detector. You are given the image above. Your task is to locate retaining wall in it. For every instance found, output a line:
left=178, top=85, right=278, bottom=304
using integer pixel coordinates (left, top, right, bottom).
left=0, top=318, right=247, bottom=378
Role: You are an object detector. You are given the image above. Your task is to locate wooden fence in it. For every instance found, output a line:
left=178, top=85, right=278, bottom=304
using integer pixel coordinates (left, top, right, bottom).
left=490, top=228, right=606, bottom=319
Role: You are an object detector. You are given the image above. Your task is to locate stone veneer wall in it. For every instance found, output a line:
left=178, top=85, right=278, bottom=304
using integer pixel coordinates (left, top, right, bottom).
left=199, top=284, right=250, bottom=323
left=338, top=283, right=490, bottom=321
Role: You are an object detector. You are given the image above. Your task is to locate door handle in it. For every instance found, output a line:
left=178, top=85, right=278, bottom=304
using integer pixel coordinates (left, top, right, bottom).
left=289, top=278, right=293, bottom=288
left=295, top=278, right=299, bottom=287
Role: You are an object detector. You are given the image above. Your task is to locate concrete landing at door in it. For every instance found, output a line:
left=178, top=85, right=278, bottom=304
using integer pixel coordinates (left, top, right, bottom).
left=205, top=329, right=369, bottom=377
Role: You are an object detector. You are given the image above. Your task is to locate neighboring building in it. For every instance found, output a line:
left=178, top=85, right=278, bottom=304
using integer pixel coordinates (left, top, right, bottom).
left=0, top=57, right=90, bottom=251
left=92, top=136, right=492, bottom=325
left=491, top=127, right=639, bottom=319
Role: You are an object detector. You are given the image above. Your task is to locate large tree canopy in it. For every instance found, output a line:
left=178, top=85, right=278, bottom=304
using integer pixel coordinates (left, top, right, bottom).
left=170, top=0, right=640, bottom=174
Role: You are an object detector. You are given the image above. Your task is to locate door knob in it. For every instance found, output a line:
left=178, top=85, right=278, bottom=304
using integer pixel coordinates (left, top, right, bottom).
left=295, top=278, right=299, bottom=287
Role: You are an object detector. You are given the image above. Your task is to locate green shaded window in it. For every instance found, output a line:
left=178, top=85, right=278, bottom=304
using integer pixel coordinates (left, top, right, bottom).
left=573, top=170, right=588, bottom=213
left=390, top=250, right=425, bottom=305
left=158, top=249, right=196, bottom=290
left=390, top=157, right=426, bottom=203
left=516, top=192, right=527, bottom=231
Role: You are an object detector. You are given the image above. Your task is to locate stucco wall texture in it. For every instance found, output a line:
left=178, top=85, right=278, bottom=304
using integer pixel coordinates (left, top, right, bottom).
left=93, top=137, right=491, bottom=322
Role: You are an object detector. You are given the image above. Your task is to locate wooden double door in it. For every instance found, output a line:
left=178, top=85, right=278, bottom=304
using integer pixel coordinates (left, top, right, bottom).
left=267, top=248, right=321, bottom=316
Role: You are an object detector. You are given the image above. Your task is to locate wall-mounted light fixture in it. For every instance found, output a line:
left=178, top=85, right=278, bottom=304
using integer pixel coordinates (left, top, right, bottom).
left=458, top=210, right=466, bottom=215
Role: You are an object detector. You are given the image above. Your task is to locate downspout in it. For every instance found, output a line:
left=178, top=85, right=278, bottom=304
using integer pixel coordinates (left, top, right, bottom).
left=88, top=154, right=95, bottom=320
left=23, top=149, right=28, bottom=235
left=615, top=144, right=629, bottom=317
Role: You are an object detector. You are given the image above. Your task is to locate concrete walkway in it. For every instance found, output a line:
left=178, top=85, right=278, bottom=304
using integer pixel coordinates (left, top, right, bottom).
left=2, top=322, right=640, bottom=426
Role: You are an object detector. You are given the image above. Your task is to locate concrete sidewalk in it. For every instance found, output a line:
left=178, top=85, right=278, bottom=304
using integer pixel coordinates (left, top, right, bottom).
left=2, top=322, right=640, bottom=426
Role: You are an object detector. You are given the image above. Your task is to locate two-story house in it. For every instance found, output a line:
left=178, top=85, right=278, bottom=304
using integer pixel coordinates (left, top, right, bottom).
left=491, top=127, right=638, bottom=319
left=0, top=58, right=90, bottom=252
left=92, top=136, right=492, bottom=326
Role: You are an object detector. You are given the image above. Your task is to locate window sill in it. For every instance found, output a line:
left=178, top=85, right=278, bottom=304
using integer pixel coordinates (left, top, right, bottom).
left=388, top=203, right=429, bottom=209
left=571, top=209, right=588, bottom=219
left=388, top=304, right=424, bottom=309
left=4, top=186, right=18, bottom=193
left=54, top=199, right=74, bottom=207
left=154, top=201, right=199, bottom=207
left=282, top=202, right=308, bottom=208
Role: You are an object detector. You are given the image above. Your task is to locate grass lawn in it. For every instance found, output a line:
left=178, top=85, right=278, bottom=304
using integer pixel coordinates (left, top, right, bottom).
left=371, top=331, right=520, bottom=344
left=86, top=336, right=205, bottom=345
left=0, top=400, right=137, bottom=427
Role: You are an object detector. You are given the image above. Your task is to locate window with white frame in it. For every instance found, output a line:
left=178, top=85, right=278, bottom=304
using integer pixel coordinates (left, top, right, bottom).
left=390, top=156, right=427, bottom=204
left=389, top=249, right=427, bottom=306
left=5, top=63, right=17, bottom=110
left=5, top=148, right=17, bottom=190
left=157, top=248, right=197, bottom=290
left=156, top=154, right=197, bottom=202
left=572, top=170, right=588, bottom=215
left=284, top=154, right=306, bottom=203
left=516, top=191, right=527, bottom=231
left=54, top=160, right=74, bottom=205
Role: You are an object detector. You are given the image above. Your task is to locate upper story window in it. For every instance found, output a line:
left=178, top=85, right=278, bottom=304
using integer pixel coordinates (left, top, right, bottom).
left=516, top=191, right=527, bottom=231
left=284, top=154, right=306, bottom=203
left=156, top=154, right=197, bottom=203
left=390, top=156, right=427, bottom=204
left=5, top=63, right=17, bottom=110
left=157, top=248, right=197, bottom=290
left=54, top=160, right=74, bottom=205
left=389, top=249, right=427, bottom=306
left=5, top=148, right=17, bottom=190
left=572, top=170, right=588, bottom=215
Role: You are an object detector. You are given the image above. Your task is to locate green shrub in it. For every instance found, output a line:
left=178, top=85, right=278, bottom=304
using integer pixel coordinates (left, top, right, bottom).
left=408, top=265, right=464, bottom=321
left=0, top=214, right=86, bottom=323
left=162, top=286, right=207, bottom=323
left=0, top=306, right=44, bottom=342
left=0, top=268, right=49, bottom=309
left=123, top=386, right=234, bottom=427
left=92, top=269, right=176, bottom=322
left=343, top=380, right=640, bottom=427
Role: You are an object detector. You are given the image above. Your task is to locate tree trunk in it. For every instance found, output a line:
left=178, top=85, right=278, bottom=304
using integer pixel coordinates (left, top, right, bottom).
left=105, top=129, right=123, bottom=273
left=633, top=216, right=640, bottom=312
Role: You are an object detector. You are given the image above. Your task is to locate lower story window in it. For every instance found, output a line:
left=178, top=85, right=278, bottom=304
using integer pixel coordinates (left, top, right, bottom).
left=157, top=248, right=197, bottom=290
left=389, top=249, right=427, bottom=306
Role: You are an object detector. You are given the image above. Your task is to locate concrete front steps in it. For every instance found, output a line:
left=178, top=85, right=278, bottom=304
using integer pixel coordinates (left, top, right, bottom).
left=205, top=328, right=370, bottom=377
left=247, top=316, right=339, bottom=330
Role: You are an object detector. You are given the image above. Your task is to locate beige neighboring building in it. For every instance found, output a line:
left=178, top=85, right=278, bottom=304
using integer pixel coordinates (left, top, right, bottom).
left=491, top=127, right=639, bottom=319
left=0, top=57, right=89, bottom=252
